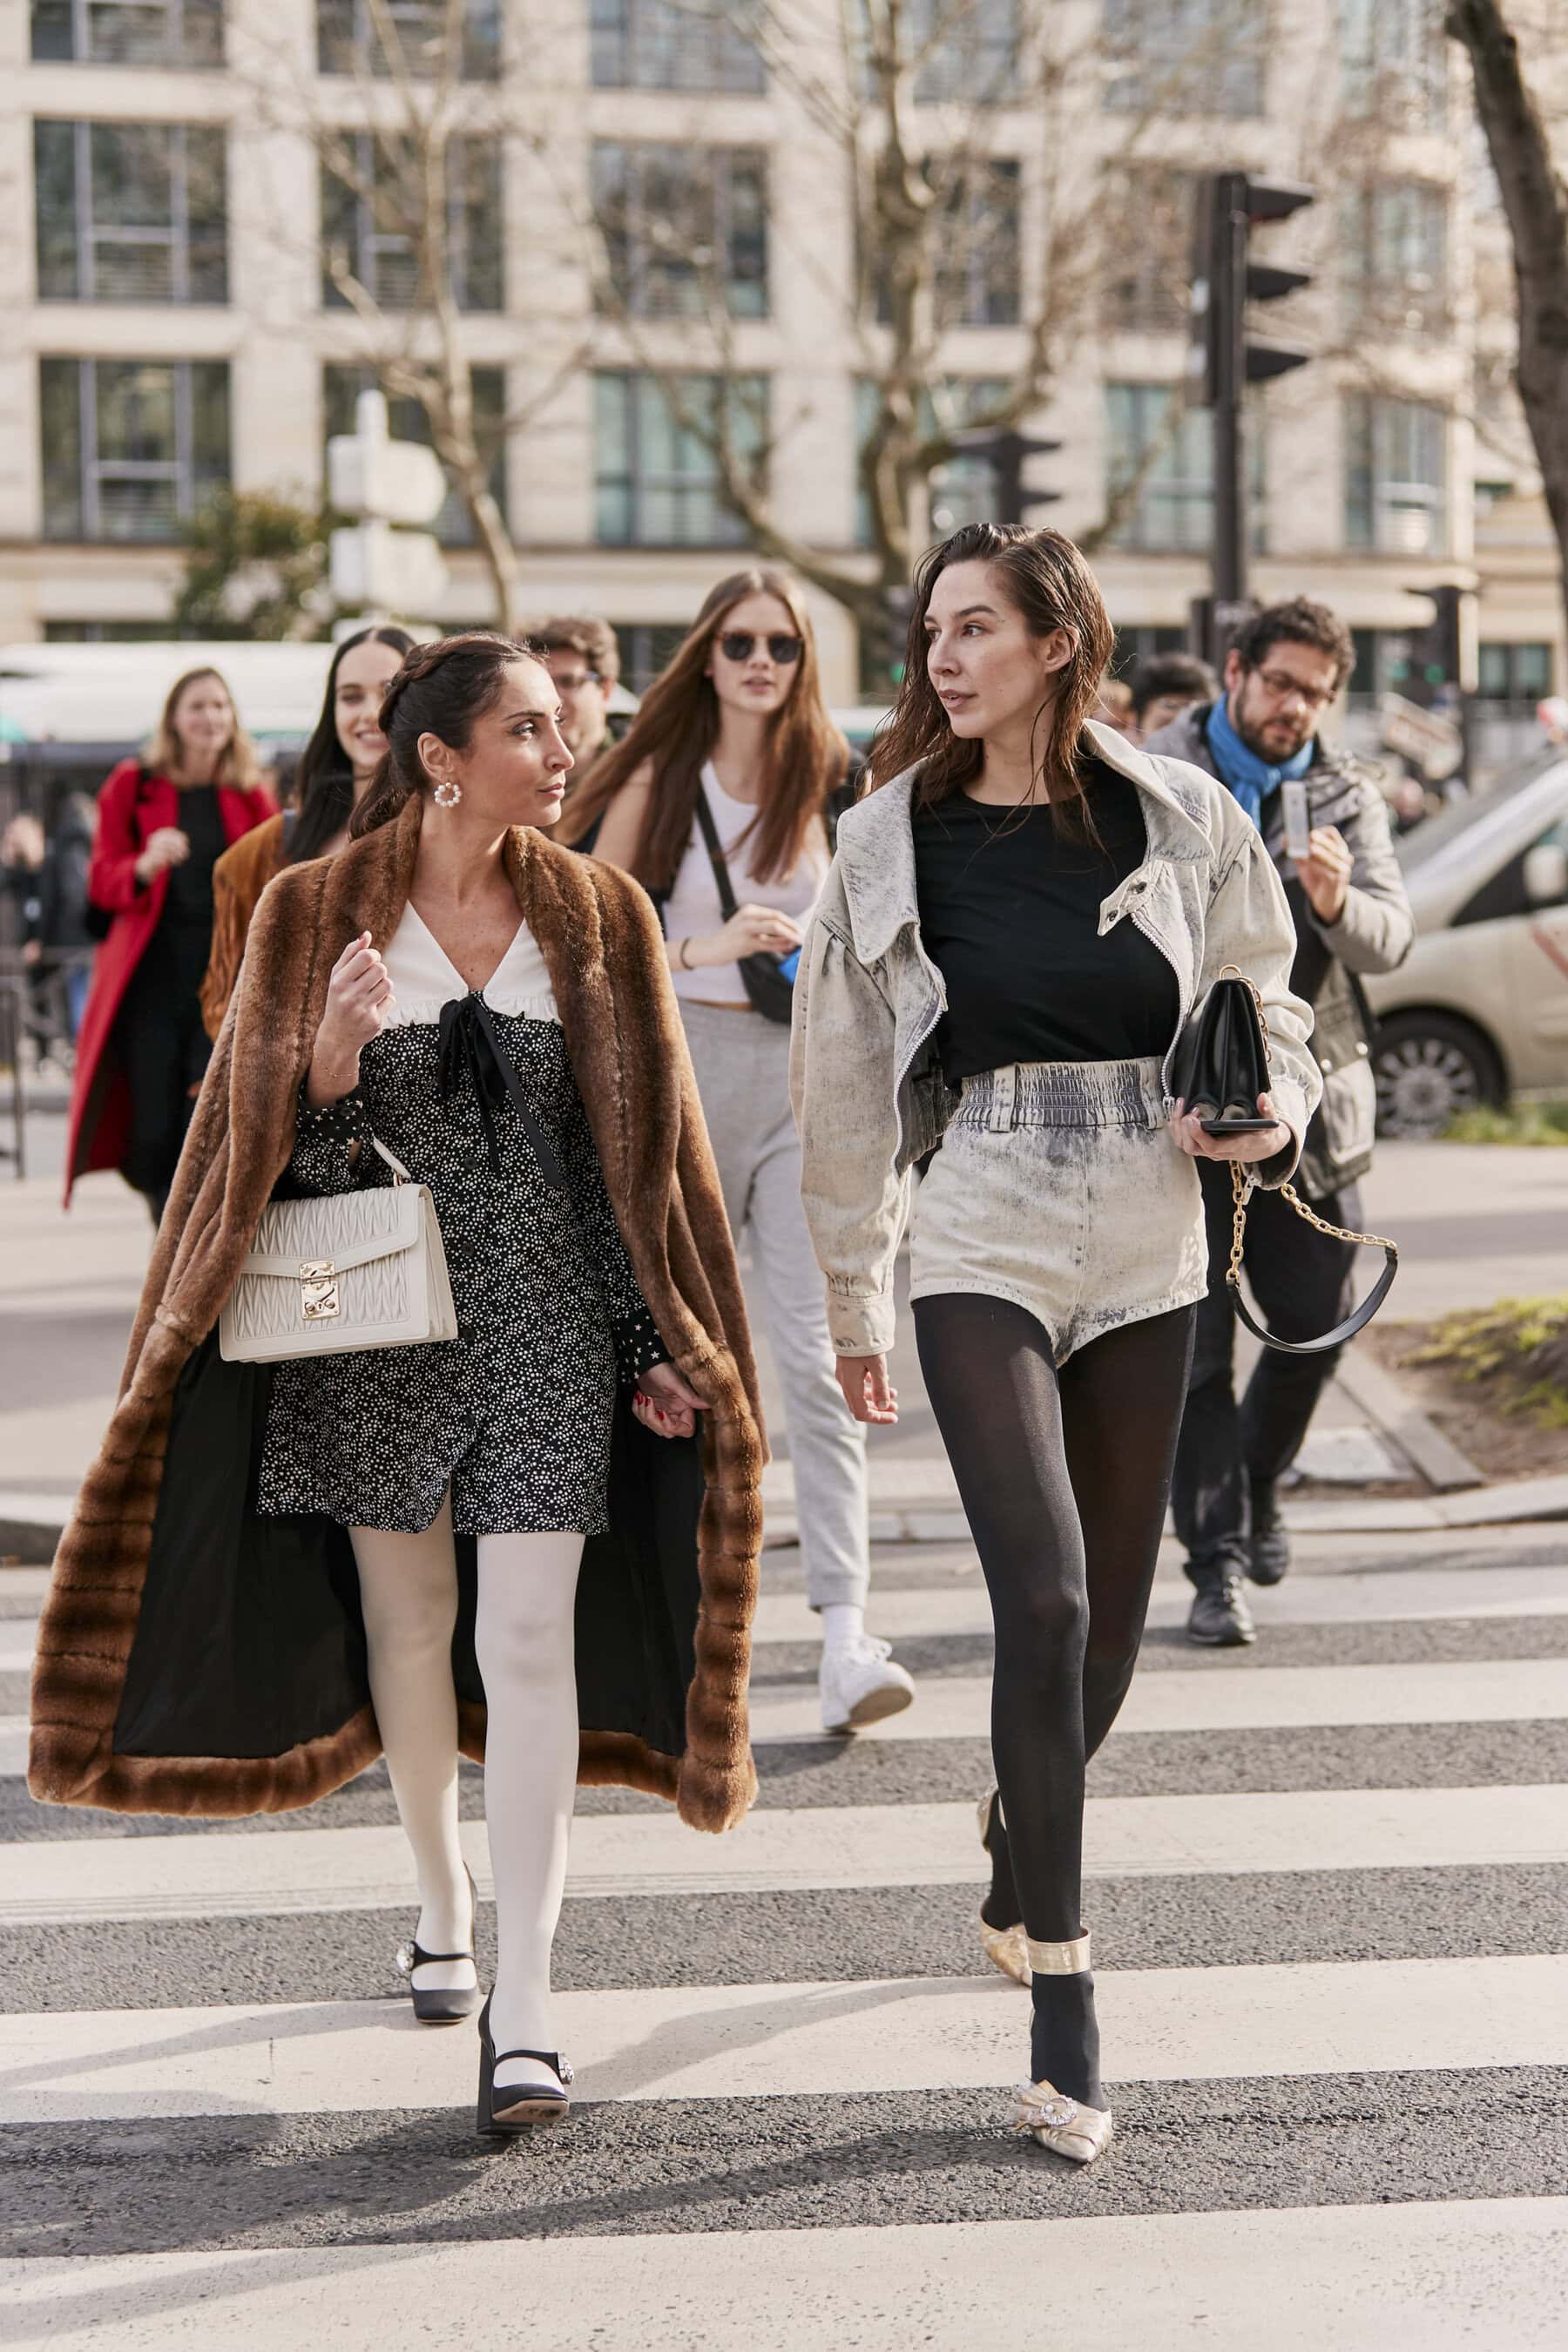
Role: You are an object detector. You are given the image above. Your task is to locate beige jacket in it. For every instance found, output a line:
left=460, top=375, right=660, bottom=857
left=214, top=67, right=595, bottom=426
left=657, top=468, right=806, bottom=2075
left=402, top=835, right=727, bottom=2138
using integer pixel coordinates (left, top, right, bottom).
left=789, top=723, right=1321, bottom=1358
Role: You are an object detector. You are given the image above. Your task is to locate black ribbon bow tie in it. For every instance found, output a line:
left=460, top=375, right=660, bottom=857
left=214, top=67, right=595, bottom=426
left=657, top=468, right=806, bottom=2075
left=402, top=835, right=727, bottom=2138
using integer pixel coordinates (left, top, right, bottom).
left=436, top=990, right=565, bottom=1189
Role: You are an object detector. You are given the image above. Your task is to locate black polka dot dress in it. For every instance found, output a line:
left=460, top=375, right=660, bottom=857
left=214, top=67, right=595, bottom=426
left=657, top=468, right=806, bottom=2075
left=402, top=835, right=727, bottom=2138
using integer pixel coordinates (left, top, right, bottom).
left=255, top=908, right=666, bottom=1538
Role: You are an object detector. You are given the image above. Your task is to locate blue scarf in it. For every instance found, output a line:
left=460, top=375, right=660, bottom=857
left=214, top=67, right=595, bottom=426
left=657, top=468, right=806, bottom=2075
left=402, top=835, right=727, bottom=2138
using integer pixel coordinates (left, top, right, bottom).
left=1203, top=695, right=1313, bottom=830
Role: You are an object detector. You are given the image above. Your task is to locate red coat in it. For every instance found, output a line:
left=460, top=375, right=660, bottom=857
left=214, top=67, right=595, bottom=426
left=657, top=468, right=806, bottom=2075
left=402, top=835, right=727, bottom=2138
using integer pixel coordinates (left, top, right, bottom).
left=64, top=761, right=276, bottom=1205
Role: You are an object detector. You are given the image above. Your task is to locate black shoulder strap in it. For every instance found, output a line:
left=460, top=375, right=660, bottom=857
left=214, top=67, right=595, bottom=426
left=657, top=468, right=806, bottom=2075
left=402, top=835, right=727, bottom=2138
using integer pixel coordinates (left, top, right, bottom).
left=692, top=782, right=740, bottom=922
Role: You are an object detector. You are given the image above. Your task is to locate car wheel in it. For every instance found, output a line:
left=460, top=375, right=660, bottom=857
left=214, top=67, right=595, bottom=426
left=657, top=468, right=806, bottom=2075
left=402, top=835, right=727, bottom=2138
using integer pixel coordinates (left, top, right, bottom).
left=1372, top=1013, right=1504, bottom=1139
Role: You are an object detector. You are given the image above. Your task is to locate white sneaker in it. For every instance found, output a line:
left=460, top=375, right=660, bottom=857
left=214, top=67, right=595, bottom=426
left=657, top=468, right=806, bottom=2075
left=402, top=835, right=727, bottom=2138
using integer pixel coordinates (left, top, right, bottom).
left=819, top=1633, right=916, bottom=1734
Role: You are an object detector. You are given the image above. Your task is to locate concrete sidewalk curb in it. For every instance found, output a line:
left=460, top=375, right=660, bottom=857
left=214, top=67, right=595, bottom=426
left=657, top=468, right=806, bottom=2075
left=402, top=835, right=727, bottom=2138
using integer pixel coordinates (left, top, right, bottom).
left=1333, top=1348, right=1485, bottom=1494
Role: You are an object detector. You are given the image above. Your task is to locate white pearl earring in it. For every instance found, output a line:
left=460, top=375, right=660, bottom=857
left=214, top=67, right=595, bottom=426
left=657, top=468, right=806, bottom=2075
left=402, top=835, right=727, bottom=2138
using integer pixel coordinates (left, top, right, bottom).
left=432, top=778, right=462, bottom=808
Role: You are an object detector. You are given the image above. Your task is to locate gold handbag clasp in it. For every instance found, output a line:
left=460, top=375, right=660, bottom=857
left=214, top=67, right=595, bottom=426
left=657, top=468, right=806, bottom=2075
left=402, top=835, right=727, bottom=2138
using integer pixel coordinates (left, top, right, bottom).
left=300, top=1260, right=340, bottom=1321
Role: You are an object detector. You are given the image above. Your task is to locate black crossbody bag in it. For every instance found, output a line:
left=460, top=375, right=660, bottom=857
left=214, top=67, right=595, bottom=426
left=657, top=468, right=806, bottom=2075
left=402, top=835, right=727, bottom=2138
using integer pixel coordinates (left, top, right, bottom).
left=1171, top=967, right=1398, bottom=1355
left=691, top=789, right=797, bottom=1025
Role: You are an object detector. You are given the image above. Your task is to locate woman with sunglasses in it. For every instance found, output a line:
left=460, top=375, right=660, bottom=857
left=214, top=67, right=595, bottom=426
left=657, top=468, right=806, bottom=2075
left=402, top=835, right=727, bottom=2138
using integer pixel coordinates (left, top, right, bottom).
left=562, top=571, right=916, bottom=1734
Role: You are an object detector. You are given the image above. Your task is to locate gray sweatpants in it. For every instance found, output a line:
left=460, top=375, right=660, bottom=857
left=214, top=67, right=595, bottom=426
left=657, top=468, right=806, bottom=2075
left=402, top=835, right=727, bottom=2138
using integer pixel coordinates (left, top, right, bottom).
left=680, top=999, right=869, bottom=1612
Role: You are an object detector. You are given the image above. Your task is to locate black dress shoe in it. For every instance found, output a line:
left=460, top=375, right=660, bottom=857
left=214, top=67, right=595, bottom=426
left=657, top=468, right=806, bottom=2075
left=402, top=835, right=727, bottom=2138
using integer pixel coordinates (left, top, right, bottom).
left=476, top=1994, right=573, bottom=2134
left=395, top=1864, right=480, bottom=2024
left=1248, top=1484, right=1290, bottom=1585
left=1186, top=1576, right=1256, bottom=1647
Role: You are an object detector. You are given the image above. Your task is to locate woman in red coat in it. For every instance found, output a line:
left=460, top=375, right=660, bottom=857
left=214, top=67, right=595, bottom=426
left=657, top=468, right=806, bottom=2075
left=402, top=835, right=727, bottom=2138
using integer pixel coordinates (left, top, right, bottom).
left=66, top=666, right=275, bottom=1216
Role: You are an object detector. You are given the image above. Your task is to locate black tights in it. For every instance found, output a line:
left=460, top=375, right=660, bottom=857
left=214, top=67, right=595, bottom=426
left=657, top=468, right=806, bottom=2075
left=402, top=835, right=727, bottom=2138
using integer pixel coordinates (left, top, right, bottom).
left=913, top=1292, right=1196, bottom=2106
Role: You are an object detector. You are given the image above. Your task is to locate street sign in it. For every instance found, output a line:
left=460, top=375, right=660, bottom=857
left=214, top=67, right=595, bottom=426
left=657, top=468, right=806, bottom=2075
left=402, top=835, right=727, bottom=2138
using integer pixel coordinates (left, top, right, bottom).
left=328, top=389, right=447, bottom=527
left=327, top=387, right=448, bottom=620
left=1380, top=692, right=1464, bottom=783
left=329, top=519, right=449, bottom=613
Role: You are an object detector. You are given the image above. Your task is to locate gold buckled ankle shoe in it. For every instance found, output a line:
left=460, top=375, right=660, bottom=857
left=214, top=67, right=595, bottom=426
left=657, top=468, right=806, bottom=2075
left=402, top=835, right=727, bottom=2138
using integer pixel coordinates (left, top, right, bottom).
left=975, top=1788, right=1031, bottom=1986
left=1010, top=2078, right=1114, bottom=2166
left=1010, top=1929, right=1113, bottom=2166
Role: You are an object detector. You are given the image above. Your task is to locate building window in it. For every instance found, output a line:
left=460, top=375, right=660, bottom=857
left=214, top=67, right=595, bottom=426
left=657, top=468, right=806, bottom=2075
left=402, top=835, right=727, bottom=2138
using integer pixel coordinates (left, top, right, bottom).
left=315, top=0, right=500, bottom=77
left=1344, top=395, right=1447, bottom=556
left=1341, top=0, right=1446, bottom=130
left=321, top=136, right=502, bottom=312
left=612, top=622, right=691, bottom=694
left=591, top=0, right=764, bottom=92
left=1105, top=381, right=1266, bottom=555
left=594, top=372, right=766, bottom=547
left=592, top=144, right=767, bottom=320
left=39, top=356, right=230, bottom=542
left=35, top=122, right=226, bottom=305
left=1477, top=642, right=1553, bottom=703
left=1341, top=181, right=1447, bottom=336
left=849, top=0, right=1017, bottom=104
left=1101, top=166, right=1195, bottom=334
left=322, top=364, right=506, bottom=547
left=855, top=378, right=1010, bottom=548
left=1103, top=0, right=1264, bottom=118
left=30, top=0, right=224, bottom=64
left=875, top=160, right=1020, bottom=330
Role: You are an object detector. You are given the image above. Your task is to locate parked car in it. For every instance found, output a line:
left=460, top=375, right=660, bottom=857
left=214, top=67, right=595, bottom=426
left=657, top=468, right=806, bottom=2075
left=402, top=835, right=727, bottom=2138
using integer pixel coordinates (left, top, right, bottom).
left=1364, top=752, right=1568, bottom=1136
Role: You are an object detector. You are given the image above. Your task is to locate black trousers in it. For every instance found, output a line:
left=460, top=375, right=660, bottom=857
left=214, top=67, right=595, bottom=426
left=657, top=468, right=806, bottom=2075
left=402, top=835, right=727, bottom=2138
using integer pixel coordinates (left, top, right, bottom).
left=118, top=925, right=213, bottom=1210
left=1170, top=1155, right=1361, bottom=1585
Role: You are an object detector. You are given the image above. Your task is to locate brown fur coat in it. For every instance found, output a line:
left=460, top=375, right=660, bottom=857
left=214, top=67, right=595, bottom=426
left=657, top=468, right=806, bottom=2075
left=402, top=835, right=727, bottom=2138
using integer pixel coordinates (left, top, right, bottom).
left=30, top=797, right=766, bottom=1830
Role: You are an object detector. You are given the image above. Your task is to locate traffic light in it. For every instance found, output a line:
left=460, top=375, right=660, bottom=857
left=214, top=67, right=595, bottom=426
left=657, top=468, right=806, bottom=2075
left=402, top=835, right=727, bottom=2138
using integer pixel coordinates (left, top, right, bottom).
left=943, top=429, right=1063, bottom=527
left=1189, top=172, right=1315, bottom=411
left=1400, top=585, right=1465, bottom=704
left=1188, top=172, right=1315, bottom=606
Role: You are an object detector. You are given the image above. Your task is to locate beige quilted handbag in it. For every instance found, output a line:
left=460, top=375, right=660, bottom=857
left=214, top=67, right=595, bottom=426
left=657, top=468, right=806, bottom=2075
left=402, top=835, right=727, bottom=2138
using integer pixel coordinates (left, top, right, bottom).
left=219, top=1139, right=457, bottom=1364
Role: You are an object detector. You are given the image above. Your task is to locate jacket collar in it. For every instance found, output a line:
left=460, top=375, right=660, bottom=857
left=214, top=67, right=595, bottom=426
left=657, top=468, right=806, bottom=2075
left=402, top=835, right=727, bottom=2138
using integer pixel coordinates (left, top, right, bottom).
left=1150, top=700, right=1375, bottom=821
left=835, top=721, right=1213, bottom=964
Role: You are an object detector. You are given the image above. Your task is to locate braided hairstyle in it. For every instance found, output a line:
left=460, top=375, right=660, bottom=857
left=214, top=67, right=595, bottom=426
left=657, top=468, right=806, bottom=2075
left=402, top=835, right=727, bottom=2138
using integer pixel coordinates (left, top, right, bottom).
left=348, top=631, right=543, bottom=838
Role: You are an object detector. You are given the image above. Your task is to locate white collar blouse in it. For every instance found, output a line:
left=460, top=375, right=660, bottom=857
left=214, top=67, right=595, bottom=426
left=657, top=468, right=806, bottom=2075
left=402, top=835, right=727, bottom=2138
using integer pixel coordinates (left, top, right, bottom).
left=381, top=901, right=560, bottom=1028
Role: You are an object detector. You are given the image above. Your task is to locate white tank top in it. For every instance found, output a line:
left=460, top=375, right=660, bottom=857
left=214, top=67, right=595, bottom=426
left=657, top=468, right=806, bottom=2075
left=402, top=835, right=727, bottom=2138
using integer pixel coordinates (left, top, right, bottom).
left=666, top=761, right=828, bottom=1006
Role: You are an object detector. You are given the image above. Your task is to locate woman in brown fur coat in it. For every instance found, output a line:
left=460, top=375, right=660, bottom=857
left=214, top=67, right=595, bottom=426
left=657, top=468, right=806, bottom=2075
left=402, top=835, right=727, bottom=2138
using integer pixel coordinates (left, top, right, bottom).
left=29, top=632, right=765, bottom=2136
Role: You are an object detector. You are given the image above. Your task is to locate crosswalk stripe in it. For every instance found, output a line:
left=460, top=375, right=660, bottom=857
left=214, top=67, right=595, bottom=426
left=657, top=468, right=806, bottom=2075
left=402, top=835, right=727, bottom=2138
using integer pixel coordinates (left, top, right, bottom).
left=6, top=2200, right=1565, bottom=2351
left=748, top=1658, right=1568, bottom=1742
left=3, top=1953, right=1565, bottom=2124
left=751, top=1562, right=1568, bottom=1641
left=4, top=1784, right=1564, bottom=1925
left=9, top=1561, right=1568, bottom=1673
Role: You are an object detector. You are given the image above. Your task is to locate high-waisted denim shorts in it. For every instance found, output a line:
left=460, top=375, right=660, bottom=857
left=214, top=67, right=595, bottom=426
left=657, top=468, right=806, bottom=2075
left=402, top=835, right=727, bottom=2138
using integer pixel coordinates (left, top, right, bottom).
left=909, top=1055, right=1208, bottom=1364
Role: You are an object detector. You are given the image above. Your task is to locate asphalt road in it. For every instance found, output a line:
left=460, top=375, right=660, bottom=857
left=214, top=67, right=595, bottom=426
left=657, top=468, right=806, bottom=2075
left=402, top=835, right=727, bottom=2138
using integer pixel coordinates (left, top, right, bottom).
left=3, top=1522, right=1567, bottom=2348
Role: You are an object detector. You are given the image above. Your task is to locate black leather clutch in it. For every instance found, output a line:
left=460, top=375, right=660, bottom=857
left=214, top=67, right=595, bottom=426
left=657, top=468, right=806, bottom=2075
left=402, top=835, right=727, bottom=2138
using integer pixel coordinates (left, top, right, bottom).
left=1170, top=970, right=1273, bottom=1132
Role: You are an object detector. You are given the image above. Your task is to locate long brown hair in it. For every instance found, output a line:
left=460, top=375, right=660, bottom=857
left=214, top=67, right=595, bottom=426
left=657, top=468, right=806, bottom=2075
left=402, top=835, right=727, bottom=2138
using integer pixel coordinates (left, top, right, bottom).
left=146, top=666, right=262, bottom=789
left=348, top=632, right=531, bottom=837
left=557, top=569, right=848, bottom=894
left=867, top=524, right=1113, bottom=824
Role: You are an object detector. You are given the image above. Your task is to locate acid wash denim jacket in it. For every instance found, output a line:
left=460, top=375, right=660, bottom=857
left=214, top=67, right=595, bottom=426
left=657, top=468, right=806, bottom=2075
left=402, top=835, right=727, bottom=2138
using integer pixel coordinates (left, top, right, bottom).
left=788, top=721, right=1323, bottom=1359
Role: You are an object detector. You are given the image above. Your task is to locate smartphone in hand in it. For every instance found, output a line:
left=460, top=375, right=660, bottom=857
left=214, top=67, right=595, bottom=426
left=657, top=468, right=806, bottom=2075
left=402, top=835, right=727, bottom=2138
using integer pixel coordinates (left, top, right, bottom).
left=1281, top=779, right=1311, bottom=862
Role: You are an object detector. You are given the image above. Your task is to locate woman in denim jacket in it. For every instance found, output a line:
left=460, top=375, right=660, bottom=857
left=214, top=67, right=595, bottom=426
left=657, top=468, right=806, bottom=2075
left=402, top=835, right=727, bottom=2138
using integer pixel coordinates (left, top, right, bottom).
left=790, top=524, right=1320, bottom=2166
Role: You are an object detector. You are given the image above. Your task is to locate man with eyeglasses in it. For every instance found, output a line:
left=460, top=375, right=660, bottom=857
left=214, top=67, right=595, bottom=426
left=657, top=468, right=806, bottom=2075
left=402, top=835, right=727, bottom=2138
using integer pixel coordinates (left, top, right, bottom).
left=534, top=616, right=625, bottom=782
left=1144, top=598, right=1414, bottom=1647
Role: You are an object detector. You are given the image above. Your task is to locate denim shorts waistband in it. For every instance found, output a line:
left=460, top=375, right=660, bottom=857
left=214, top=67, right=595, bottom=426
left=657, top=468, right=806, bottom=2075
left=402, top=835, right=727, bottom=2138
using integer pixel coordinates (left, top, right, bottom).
left=952, top=1056, right=1169, bottom=1132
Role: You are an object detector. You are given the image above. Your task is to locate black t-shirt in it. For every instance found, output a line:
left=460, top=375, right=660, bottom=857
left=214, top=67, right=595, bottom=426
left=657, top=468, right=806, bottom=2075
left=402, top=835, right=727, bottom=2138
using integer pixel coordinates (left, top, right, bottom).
left=160, top=783, right=225, bottom=932
left=911, top=761, right=1179, bottom=1087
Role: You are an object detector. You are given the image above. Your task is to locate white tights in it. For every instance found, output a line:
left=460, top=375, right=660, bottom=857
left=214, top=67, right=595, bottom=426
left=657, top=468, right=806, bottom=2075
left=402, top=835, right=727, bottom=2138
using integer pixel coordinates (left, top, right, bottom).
left=349, top=1507, right=585, bottom=2095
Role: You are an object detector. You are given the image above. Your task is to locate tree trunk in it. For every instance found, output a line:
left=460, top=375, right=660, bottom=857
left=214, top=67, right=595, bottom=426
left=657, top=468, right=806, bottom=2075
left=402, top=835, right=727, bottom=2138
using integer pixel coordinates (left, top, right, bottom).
left=1449, top=0, right=1568, bottom=629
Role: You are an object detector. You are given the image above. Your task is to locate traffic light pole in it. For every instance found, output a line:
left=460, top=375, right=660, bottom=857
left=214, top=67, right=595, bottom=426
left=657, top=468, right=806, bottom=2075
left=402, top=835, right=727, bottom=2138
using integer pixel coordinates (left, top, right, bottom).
left=1212, top=171, right=1247, bottom=610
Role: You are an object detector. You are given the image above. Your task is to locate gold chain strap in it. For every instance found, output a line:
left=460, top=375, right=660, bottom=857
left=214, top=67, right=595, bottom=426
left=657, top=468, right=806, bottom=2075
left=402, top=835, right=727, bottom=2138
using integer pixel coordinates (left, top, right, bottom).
left=1216, top=964, right=1398, bottom=1276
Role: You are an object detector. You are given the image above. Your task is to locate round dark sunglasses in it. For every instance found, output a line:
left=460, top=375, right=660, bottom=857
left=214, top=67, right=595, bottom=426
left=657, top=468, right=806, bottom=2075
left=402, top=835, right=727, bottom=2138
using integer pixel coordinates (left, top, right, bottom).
left=718, top=632, right=802, bottom=666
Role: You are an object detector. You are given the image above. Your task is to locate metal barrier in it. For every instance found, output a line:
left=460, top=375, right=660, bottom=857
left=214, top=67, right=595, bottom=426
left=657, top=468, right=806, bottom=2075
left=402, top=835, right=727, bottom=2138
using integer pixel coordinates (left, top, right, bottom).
left=0, top=970, right=28, bottom=1180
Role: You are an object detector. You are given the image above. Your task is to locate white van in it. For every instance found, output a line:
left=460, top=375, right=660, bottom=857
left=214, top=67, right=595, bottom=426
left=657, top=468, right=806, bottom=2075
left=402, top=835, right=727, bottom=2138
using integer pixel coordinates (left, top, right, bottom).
left=1365, top=753, right=1568, bottom=1135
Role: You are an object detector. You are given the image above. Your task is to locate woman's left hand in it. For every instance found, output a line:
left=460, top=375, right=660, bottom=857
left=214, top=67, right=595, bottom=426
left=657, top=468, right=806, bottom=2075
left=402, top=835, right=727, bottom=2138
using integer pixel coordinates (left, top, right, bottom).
left=632, top=1361, right=707, bottom=1441
left=1170, top=1094, right=1292, bottom=1165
